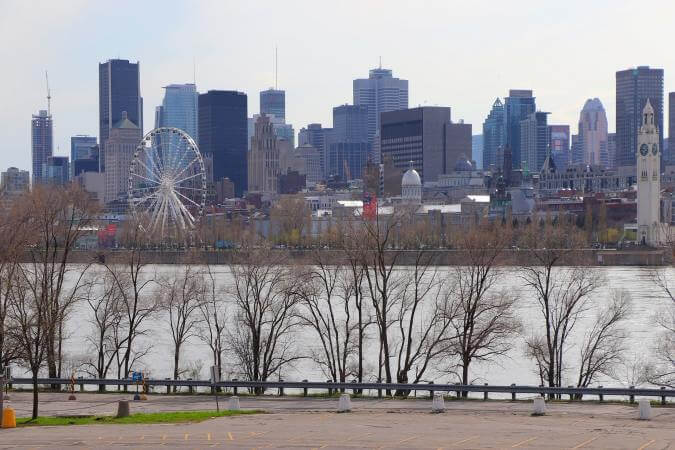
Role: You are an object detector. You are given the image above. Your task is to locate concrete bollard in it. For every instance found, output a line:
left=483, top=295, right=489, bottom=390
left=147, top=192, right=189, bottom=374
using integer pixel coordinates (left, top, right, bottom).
left=432, top=392, right=445, bottom=413
left=228, top=396, right=240, bottom=411
left=532, top=397, right=546, bottom=416
left=116, top=400, right=130, bottom=418
left=338, top=393, right=351, bottom=413
left=638, top=399, right=651, bottom=420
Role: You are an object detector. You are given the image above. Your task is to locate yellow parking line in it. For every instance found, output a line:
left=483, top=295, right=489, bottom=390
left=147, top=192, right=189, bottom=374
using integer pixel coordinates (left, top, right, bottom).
left=571, top=436, right=599, bottom=449
left=227, top=432, right=234, bottom=441
left=207, top=432, right=212, bottom=441
left=637, top=440, right=655, bottom=450
left=453, top=436, right=478, bottom=446
left=397, top=436, right=417, bottom=444
left=512, top=437, right=537, bottom=448
left=184, top=433, right=189, bottom=441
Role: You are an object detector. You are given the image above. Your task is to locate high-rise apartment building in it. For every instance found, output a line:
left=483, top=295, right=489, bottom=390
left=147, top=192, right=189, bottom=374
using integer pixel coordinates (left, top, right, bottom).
left=31, top=109, right=53, bottom=185
left=70, top=135, right=97, bottom=177
left=549, top=125, right=570, bottom=170
left=615, top=66, right=663, bottom=169
left=380, top=107, right=471, bottom=183
left=104, top=112, right=142, bottom=204
left=353, top=68, right=408, bottom=146
left=505, top=90, right=536, bottom=169
left=198, top=90, right=248, bottom=196
left=248, top=114, right=280, bottom=194
left=99, top=59, right=142, bottom=171
left=578, top=99, right=609, bottom=167
left=1, top=167, right=30, bottom=197
left=155, top=83, right=198, bottom=140
left=520, top=111, right=550, bottom=173
left=260, top=88, right=285, bottom=120
left=482, top=98, right=506, bottom=170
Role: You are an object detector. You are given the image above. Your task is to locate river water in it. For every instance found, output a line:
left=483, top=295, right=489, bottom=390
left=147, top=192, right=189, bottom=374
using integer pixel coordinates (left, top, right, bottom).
left=51, top=265, right=673, bottom=390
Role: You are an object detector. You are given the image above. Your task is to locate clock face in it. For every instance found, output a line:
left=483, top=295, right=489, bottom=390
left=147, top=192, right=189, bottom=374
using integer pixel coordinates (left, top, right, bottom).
left=652, top=144, right=658, bottom=155
left=640, top=144, right=649, bottom=156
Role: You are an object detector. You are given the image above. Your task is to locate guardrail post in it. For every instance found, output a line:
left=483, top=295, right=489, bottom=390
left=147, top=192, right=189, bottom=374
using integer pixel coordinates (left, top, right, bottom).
left=79, top=377, right=84, bottom=392
left=165, top=378, right=170, bottom=394
left=598, top=385, right=604, bottom=402
left=327, top=380, right=332, bottom=397
left=661, top=387, right=666, bottom=405
left=279, top=379, right=284, bottom=396
left=377, top=379, right=382, bottom=399
left=568, top=385, right=574, bottom=401
left=232, top=379, right=238, bottom=396
left=538, top=385, right=545, bottom=398
left=629, top=385, right=635, bottom=404
left=428, top=381, right=434, bottom=399
left=303, top=380, right=308, bottom=397
left=188, top=378, right=193, bottom=395
left=455, top=383, right=461, bottom=399
left=511, top=383, right=516, bottom=401
left=352, top=380, right=358, bottom=396
left=483, top=383, right=488, bottom=401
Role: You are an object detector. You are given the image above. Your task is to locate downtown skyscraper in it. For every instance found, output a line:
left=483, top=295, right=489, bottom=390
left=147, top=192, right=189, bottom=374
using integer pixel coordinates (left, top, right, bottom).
left=504, top=90, right=536, bottom=170
left=577, top=98, right=608, bottom=167
left=260, top=88, right=285, bottom=120
left=198, top=90, right=248, bottom=196
left=353, top=67, right=408, bottom=147
left=99, top=59, right=142, bottom=172
left=615, top=66, right=663, bottom=170
left=155, top=83, right=198, bottom=141
left=482, top=98, right=505, bottom=170
left=31, top=110, right=53, bottom=185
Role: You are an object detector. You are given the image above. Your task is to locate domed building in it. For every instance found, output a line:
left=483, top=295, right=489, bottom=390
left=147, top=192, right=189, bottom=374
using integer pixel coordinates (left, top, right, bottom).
left=401, top=164, right=422, bottom=204
left=453, top=155, right=474, bottom=172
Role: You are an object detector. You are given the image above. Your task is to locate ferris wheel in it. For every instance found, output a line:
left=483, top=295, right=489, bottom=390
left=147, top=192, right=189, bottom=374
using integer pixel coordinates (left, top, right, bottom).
left=128, top=127, right=206, bottom=238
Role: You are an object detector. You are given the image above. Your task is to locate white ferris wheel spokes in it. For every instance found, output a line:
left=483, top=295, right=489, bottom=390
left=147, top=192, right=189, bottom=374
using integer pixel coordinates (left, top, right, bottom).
left=128, top=127, right=206, bottom=238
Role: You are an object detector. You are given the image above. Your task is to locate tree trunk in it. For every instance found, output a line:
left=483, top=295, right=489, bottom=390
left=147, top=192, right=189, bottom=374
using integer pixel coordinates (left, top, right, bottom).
left=461, top=361, right=470, bottom=398
left=173, top=345, right=180, bottom=393
left=31, top=371, right=39, bottom=420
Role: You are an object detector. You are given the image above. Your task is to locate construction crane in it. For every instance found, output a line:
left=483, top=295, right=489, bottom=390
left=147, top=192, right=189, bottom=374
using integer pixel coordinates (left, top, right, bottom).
left=45, top=70, right=51, bottom=115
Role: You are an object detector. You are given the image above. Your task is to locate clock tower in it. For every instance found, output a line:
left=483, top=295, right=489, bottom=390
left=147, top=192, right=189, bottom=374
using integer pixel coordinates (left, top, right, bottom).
left=636, top=99, right=661, bottom=246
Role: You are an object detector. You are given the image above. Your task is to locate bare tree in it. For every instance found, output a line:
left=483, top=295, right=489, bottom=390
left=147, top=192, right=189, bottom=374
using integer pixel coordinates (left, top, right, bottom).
left=520, top=218, right=602, bottom=393
left=81, top=272, right=125, bottom=389
left=227, top=242, right=302, bottom=392
left=21, top=185, right=97, bottom=384
left=159, top=261, right=203, bottom=385
left=643, top=267, right=674, bottom=387
left=102, top=219, right=157, bottom=382
left=197, top=261, right=228, bottom=383
left=297, top=252, right=359, bottom=384
left=445, top=223, right=520, bottom=391
left=575, top=289, right=630, bottom=393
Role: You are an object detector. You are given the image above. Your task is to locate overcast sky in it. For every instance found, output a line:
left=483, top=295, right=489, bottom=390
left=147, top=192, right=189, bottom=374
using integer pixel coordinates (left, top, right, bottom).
left=1, top=0, right=673, bottom=172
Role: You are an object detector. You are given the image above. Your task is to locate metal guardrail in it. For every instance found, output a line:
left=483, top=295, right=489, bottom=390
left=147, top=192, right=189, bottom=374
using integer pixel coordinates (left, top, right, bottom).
left=7, top=377, right=674, bottom=402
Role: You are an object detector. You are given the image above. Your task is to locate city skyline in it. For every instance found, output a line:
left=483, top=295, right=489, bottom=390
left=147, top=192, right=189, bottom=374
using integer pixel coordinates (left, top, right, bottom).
left=2, top=0, right=675, bottom=174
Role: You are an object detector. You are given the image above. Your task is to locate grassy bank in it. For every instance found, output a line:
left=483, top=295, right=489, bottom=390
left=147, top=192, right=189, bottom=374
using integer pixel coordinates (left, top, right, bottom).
left=17, top=410, right=261, bottom=427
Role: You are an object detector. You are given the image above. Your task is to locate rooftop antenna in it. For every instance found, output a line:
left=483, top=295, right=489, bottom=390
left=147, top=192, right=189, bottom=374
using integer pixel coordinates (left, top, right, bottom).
left=45, top=70, right=51, bottom=115
left=193, top=56, right=196, bottom=86
left=379, top=56, right=382, bottom=69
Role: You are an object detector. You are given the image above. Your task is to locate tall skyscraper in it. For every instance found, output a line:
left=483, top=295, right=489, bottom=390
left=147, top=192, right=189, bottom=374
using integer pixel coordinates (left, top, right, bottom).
left=482, top=98, right=506, bottom=170
left=615, top=66, right=663, bottom=169
left=326, top=105, right=370, bottom=180
left=520, top=111, right=549, bottom=173
left=380, top=106, right=471, bottom=183
left=607, top=133, right=617, bottom=168
left=505, top=90, right=536, bottom=169
left=104, top=111, right=142, bottom=204
left=155, top=83, right=198, bottom=140
left=472, top=135, right=483, bottom=169
left=578, top=98, right=609, bottom=167
left=99, top=59, right=142, bottom=172
left=70, top=135, right=97, bottom=177
left=668, top=91, right=674, bottom=165
left=353, top=67, right=408, bottom=146
left=248, top=114, right=280, bottom=194
left=549, top=125, right=570, bottom=170
left=31, top=110, right=53, bottom=185
left=198, top=90, right=248, bottom=196
left=260, top=88, right=285, bottom=120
